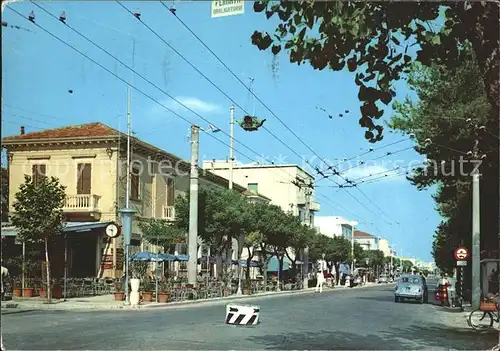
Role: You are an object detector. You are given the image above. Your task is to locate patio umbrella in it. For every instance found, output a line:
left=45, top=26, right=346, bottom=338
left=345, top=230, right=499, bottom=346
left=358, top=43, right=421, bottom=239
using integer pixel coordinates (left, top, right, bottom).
left=129, top=251, right=164, bottom=262
left=174, top=254, right=189, bottom=262
left=232, top=259, right=262, bottom=268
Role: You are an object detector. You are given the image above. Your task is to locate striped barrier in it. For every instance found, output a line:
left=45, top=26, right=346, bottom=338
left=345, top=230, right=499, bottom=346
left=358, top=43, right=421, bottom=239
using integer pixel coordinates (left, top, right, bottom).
left=225, top=304, right=260, bottom=325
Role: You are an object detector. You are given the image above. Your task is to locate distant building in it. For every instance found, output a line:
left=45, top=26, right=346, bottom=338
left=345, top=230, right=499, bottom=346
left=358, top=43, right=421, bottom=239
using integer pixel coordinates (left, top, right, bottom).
left=314, top=216, right=356, bottom=239
left=378, top=238, right=391, bottom=257
left=353, top=230, right=380, bottom=250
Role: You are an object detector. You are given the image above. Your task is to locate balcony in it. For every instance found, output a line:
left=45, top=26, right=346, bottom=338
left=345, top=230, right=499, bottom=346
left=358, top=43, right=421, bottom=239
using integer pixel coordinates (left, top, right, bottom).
left=310, top=201, right=320, bottom=212
left=162, top=205, right=175, bottom=220
left=63, top=194, right=101, bottom=212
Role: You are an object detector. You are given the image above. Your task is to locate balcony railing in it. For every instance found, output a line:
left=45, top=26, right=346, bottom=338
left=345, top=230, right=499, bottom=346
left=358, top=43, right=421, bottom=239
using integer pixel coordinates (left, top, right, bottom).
left=63, top=194, right=101, bottom=212
left=163, top=205, right=175, bottom=220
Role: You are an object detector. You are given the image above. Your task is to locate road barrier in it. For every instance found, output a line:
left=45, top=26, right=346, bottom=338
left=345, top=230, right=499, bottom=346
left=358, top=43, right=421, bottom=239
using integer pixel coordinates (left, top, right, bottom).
left=225, top=304, right=260, bottom=325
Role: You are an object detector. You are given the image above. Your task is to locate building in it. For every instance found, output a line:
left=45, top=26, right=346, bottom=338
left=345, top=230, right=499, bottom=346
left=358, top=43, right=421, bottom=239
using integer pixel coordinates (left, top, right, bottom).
left=314, top=216, right=356, bottom=239
left=203, top=160, right=320, bottom=223
left=2, top=122, right=250, bottom=278
left=353, top=230, right=380, bottom=251
left=377, top=238, right=391, bottom=257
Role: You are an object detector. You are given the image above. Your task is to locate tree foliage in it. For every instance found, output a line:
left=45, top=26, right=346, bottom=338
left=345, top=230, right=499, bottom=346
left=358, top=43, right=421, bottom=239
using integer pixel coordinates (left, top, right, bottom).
left=138, top=218, right=186, bottom=253
left=251, top=1, right=499, bottom=142
left=11, top=175, right=66, bottom=303
left=389, top=53, right=498, bottom=273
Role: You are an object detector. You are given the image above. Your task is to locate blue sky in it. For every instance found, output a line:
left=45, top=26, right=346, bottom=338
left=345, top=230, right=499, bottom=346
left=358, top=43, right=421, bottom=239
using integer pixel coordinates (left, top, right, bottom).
left=2, top=1, right=439, bottom=261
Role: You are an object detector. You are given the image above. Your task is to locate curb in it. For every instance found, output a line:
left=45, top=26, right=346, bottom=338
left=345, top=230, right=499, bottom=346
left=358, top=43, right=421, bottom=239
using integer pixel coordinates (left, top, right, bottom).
left=3, top=283, right=380, bottom=312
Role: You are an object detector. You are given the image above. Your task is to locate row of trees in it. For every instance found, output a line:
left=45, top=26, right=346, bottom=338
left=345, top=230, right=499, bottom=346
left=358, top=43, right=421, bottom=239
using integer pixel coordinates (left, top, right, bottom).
left=139, top=186, right=412, bottom=282
left=389, top=48, right=498, bottom=275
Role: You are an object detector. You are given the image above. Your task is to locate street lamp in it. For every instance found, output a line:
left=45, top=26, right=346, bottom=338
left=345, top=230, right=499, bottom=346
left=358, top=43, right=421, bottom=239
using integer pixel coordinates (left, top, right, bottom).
left=120, top=207, right=136, bottom=306
left=350, top=221, right=358, bottom=274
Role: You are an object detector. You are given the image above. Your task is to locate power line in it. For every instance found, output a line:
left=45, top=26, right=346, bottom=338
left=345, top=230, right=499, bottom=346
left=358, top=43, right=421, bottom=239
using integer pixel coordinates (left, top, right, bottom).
left=9, top=5, right=367, bottom=225
left=118, top=1, right=397, bottom=225
left=158, top=1, right=401, bottom=225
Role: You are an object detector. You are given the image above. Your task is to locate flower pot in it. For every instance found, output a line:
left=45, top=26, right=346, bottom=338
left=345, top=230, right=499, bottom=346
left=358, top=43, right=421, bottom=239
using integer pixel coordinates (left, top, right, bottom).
left=130, top=278, right=140, bottom=292
left=242, top=288, right=251, bottom=295
left=23, top=288, right=34, bottom=297
left=114, top=292, right=124, bottom=301
left=39, top=289, right=47, bottom=299
left=52, top=284, right=62, bottom=299
left=142, top=291, right=153, bottom=302
left=13, top=288, right=22, bottom=297
left=158, top=292, right=169, bottom=303
left=223, top=289, right=230, bottom=297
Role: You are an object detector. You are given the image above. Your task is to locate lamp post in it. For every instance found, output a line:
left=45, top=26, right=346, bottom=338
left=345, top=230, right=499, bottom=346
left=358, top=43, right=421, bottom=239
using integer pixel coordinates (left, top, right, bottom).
left=120, top=207, right=136, bottom=306
left=350, top=221, right=358, bottom=274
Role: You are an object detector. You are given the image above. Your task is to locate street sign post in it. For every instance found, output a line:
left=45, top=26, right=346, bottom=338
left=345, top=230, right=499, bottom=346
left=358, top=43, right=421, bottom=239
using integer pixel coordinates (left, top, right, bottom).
left=454, top=246, right=469, bottom=261
left=454, top=246, right=469, bottom=306
left=211, top=0, right=244, bottom=18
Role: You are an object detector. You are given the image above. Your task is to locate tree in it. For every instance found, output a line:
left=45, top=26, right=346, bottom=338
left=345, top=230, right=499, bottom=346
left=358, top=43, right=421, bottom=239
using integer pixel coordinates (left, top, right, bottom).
left=11, top=175, right=66, bottom=303
left=138, top=218, right=186, bottom=253
left=174, top=187, right=250, bottom=281
left=389, top=53, right=498, bottom=272
left=1, top=167, right=8, bottom=222
left=250, top=1, right=499, bottom=142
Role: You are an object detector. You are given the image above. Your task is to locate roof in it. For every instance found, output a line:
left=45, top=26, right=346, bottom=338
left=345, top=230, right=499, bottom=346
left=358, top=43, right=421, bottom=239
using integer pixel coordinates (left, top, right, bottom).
left=2, top=122, right=117, bottom=141
left=1, top=122, right=247, bottom=192
left=353, top=230, right=375, bottom=238
left=204, top=160, right=316, bottom=180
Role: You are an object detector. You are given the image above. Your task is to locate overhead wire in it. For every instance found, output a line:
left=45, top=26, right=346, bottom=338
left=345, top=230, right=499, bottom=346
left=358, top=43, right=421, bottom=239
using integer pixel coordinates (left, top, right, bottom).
left=11, top=4, right=369, bottom=224
left=152, top=2, right=400, bottom=225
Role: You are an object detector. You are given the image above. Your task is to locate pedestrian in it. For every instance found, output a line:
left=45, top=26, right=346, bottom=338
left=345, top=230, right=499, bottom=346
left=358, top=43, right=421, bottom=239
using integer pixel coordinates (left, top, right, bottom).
left=315, top=269, right=325, bottom=293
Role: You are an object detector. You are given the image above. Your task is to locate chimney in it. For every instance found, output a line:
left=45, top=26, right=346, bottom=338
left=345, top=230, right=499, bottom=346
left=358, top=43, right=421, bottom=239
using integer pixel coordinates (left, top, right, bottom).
left=20, top=126, right=25, bottom=135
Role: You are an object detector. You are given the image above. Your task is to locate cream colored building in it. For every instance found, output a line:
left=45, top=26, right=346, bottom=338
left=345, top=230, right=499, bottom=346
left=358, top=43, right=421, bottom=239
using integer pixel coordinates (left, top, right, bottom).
left=2, top=123, right=250, bottom=278
left=378, top=238, right=391, bottom=257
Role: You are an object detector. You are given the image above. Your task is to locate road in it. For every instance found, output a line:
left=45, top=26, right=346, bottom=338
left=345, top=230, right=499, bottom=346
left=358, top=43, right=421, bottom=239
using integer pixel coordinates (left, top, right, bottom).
left=2, top=284, right=497, bottom=350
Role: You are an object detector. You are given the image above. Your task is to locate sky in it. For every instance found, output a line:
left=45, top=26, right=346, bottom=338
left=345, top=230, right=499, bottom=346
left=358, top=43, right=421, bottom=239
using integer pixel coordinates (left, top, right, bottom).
left=1, top=1, right=440, bottom=262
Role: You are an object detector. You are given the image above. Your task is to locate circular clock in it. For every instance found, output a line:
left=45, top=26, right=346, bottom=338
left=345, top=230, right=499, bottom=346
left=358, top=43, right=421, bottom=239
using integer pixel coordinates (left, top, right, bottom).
left=105, top=223, right=120, bottom=238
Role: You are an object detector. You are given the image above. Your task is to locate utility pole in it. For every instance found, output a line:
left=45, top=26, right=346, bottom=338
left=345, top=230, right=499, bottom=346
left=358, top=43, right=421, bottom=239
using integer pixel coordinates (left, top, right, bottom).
left=350, top=221, right=357, bottom=274
left=471, top=138, right=481, bottom=310
left=188, top=125, right=199, bottom=285
left=122, top=85, right=132, bottom=306
left=229, top=105, right=234, bottom=190
left=302, top=187, right=312, bottom=290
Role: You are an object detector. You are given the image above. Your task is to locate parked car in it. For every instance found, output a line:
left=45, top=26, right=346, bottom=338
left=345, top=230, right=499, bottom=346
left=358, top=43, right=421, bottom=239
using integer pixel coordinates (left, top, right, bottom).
left=378, top=275, right=389, bottom=284
left=394, top=274, right=428, bottom=303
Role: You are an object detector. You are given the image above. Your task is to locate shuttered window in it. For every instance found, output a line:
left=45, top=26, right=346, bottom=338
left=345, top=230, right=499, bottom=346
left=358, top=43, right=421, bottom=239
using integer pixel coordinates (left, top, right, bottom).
left=32, top=164, right=46, bottom=186
left=77, top=163, right=92, bottom=194
left=166, top=177, right=175, bottom=206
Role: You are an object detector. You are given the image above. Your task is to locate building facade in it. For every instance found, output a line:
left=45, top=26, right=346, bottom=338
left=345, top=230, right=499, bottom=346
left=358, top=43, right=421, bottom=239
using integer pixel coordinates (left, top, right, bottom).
left=2, top=123, right=248, bottom=278
left=353, top=230, right=380, bottom=251
left=314, top=216, right=356, bottom=239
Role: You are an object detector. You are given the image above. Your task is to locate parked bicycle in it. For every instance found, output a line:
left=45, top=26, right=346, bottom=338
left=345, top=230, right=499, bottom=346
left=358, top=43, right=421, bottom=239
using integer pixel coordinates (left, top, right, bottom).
left=468, top=296, right=500, bottom=331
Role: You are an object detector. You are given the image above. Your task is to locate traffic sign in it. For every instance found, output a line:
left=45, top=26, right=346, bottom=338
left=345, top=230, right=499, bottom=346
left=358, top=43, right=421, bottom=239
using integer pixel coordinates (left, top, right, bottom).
left=211, top=0, right=245, bottom=18
left=457, top=260, right=467, bottom=266
left=454, top=246, right=469, bottom=261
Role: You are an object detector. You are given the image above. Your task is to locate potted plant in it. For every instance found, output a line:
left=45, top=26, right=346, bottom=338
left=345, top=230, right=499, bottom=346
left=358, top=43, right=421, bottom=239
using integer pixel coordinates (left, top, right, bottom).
left=23, top=278, right=34, bottom=297
left=141, top=278, right=154, bottom=302
left=242, top=280, right=251, bottom=295
left=114, top=281, right=124, bottom=301
left=158, top=280, right=169, bottom=303
left=12, top=277, right=22, bottom=298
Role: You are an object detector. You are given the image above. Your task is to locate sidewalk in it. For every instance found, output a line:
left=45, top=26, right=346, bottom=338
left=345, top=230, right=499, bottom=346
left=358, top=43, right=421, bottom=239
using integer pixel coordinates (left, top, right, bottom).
left=1, top=282, right=379, bottom=312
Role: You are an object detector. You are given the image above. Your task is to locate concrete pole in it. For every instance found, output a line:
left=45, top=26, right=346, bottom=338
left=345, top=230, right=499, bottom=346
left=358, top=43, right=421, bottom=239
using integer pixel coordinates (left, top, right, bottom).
left=187, top=125, right=199, bottom=285
left=229, top=105, right=234, bottom=191
left=472, top=168, right=481, bottom=309
left=123, top=85, right=132, bottom=306
left=351, top=223, right=356, bottom=274
left=302, top=189, right=311, bottom=290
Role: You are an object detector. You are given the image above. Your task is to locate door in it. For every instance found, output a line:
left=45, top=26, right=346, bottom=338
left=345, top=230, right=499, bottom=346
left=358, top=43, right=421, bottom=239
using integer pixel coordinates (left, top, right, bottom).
left=77, top=163, right=92, bottom=194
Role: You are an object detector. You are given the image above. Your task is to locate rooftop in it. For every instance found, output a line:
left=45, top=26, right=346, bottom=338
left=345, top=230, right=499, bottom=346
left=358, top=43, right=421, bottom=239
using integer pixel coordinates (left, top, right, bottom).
left=353, top=230, right=376, bottom=238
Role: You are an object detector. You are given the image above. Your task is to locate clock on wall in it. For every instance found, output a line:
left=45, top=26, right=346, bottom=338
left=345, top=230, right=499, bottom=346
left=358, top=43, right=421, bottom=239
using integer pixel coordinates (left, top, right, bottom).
left=105, top=223, right=120, bottom=238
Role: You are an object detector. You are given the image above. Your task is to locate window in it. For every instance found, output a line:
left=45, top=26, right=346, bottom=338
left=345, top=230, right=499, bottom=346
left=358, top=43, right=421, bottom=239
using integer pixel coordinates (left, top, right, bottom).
left=166, top=177, right=175, bottom=206
left=130, top=167, right=140, bottom=200
left=77, top=163, right=92, bottom=194
left=248, top=183, right=258, bottom=193
left=32, top=164, right=46, bottom=186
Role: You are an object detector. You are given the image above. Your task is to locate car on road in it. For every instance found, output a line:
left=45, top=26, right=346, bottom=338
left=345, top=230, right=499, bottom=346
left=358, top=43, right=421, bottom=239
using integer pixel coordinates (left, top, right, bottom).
left=394, top=274, right=428, bottom=303
left=378, top=275, right=389, bottom=284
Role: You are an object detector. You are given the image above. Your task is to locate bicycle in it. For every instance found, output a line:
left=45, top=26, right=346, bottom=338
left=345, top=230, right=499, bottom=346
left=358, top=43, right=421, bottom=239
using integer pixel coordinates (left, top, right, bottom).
left=468, top=298, right=500, bottom=331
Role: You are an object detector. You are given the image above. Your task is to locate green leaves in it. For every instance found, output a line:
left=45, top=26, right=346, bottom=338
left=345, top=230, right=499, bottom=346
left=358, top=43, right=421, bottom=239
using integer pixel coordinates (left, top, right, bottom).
left=11, top=175, right=66, bottom=243
left=138, top=218, right=186, bottom=251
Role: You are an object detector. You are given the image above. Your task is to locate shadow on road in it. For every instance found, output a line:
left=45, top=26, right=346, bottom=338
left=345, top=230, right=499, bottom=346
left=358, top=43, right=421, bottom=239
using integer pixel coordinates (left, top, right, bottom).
left=385, top=323, right=497, bottom=350
left=247, top=329, right=415, bottom=350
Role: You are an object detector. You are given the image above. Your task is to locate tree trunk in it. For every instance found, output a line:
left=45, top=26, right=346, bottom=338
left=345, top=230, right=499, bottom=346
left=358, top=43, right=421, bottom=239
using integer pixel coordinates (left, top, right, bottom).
left=245, top=247, right=254, bottom=281
left=45, top=238, right=52, bottom=303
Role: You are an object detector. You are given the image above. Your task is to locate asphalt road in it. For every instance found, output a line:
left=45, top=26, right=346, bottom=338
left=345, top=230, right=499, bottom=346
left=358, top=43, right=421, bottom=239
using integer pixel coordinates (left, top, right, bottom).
left=2, top=283, right=497, bottom=350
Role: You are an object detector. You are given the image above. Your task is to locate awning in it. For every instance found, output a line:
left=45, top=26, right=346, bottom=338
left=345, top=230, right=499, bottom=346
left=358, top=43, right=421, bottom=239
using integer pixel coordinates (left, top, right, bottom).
left=267, top=256, right=292, bottom=272
left=1, top=221, right=114, bottom=237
